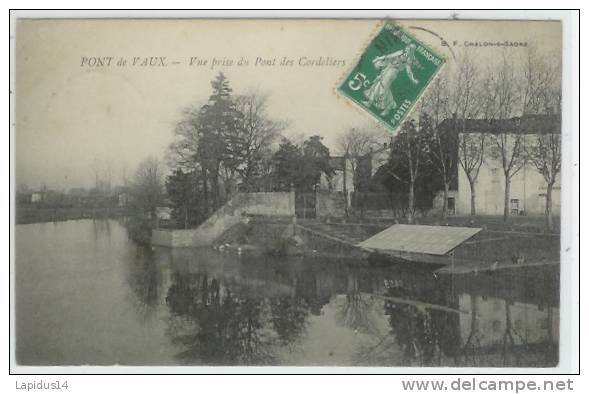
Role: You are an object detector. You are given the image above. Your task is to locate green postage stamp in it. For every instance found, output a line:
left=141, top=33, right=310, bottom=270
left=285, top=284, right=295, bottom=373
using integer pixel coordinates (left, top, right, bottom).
left=338, top=22, right=446, bottom=133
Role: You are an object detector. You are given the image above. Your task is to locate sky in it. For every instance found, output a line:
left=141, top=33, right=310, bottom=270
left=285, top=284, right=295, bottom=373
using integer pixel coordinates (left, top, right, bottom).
left=14, top=18, right=561, bottom=190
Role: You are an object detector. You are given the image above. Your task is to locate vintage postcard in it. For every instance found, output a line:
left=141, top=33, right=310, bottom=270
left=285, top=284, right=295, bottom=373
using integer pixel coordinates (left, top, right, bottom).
left=12, top=16, right=572, bottom=372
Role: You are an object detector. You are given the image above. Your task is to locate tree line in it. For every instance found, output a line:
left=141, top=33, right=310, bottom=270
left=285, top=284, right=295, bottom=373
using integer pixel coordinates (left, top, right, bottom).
left=147, top=72, right=336, bottom=229
left=129, top=46, right=561, bottom=231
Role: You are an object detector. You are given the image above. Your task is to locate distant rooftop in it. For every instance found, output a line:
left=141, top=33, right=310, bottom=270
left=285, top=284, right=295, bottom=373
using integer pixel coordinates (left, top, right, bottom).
left=328, top=156, right=346, bottom=171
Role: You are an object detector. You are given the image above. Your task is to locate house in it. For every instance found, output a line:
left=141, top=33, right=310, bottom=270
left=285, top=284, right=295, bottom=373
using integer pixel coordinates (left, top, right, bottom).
left=30, top=191, right=45, bottom=203
left=434, top=115, right=561, bottom=216
left=358, top=142, right=391, bottom=182
left=155, top=206, right=172, bottom=221
left=117, top=192, right=129, bottom=207
left=318, top=142, right=391, bottom=194
left=319, top=156, right=354, bottom=193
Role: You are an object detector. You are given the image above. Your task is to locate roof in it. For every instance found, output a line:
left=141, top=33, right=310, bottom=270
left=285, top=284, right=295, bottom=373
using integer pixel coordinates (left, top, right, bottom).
left=328, top=156, right=346, bottom=171
left=439, top=114, right=561, bottom=135
left=357, top=224, right=482, bottom=256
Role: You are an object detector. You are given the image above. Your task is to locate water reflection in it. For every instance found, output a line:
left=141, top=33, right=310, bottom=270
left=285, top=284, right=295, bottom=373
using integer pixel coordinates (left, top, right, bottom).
left=15, top=220, right=559, bottom=367
left=155, top=246, right=558, bottom=366
left=125, top=246, right=165, bottom=322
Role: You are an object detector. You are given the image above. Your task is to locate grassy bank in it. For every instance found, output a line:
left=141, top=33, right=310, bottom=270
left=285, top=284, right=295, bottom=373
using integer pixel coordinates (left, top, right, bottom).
left=330, top=213, right=560, bottom=234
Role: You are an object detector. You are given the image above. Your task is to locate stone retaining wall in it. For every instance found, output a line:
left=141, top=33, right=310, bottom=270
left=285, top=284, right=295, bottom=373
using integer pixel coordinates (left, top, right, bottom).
left=151, top=191, right=294, bottom=247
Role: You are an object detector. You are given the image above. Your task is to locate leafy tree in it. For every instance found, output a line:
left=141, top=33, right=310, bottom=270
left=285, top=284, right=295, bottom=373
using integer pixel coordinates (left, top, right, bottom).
left=272, top=138, right=305, bottom=191
left=269, top=296, right=310, bottom=345
left=168, top=77, right=287, bottom=211
left=196, top=72, right=243, bottom=208
left=271, top=136, right=334, bottom=192
left=382, top=274, right=461, bottom=366
left=166, top=272, right=275, bottom=365
left=166, top=169, right=204, bottom=229
left=302, top=135, right=334, bottom=185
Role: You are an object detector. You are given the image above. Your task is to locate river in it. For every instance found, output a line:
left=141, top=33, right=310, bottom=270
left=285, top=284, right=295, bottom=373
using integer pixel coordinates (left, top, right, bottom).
left=15, top=219, right=559, bottom=367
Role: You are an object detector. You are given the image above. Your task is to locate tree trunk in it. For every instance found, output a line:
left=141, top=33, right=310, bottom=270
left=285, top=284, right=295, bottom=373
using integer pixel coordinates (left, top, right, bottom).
left=184, top=205, right=188, bottom=229
left=212, top=171, right=220, bottom=209
left=503, top=177, right=511, bottom=222
left=202, top=168, right=209, bottom=215
left=342, top=160, right=348, bottom=219
left=468, top=176, right=477, bottom=216
left=408, top=181, right=415, bottom=224
left=546, top=182, right=554, bottom=230
left=441, top=182, right=449, bottom=220
left=225, top=178, right=232, bottom=202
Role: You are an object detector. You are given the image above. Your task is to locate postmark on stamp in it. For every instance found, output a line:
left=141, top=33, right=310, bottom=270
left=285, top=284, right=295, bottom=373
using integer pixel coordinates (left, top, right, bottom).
left=338, top=22, right=446, bottom=134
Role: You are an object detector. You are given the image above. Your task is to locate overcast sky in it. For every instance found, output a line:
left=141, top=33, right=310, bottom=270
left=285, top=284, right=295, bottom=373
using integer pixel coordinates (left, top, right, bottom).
left=15, top=18, right=561, bottom=190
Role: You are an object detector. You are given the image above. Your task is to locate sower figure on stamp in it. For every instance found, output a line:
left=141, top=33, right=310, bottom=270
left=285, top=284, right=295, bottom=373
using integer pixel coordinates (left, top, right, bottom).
left=362, top=43, right=419, bottom=116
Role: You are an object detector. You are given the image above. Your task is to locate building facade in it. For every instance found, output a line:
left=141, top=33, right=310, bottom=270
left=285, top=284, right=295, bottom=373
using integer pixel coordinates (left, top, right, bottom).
left=434, top=115, right=561, bottom=217
left=455, top=143, right=561, bottom=216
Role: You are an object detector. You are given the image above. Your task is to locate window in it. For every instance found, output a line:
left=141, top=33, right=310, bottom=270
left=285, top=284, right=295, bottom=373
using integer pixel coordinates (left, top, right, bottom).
left=510, top=199, right=519, bottom=215
left=491, top=168, right=500, bottom=183
left=447, top=197, right=456, bottom=215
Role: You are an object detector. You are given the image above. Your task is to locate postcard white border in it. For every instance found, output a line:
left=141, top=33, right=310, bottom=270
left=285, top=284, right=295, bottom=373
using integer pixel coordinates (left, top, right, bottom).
left=7, top=9, right=579, bottom=375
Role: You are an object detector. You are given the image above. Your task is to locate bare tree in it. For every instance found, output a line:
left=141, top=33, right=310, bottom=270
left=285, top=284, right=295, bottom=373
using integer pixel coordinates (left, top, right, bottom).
left=385, top=118, right=431, bottom=223
left=447, top=52, right=487, bottom=216
left=457, top=131, right=486, bottom=216
left=421, top=75, right=460, bottom=220
left=486, top=47, right=561, bottom=222
left=486, top=53, right=527, bottom=222
left=337, top=126, right=387, bottom=188
left=232, top=92, right=287, bottom=190
left=521, top=47, right=561, bottom=230
left=168, top=88, right=287, bottom=210
left=168, top=106, right=202, bottom=172
left=521, top=46, right=559, bottom=116
left=132, top=156, right=165, bottom=221
left=528, top=131, right=560, bottom=229
left=336, top=125, right=388, bottom=215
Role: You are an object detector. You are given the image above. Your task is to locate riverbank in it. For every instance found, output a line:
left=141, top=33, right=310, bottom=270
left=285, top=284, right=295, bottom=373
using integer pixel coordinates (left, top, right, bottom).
left=15, top=207, right=127, bottom=224
left=208, top=216, right=560, bottom=274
